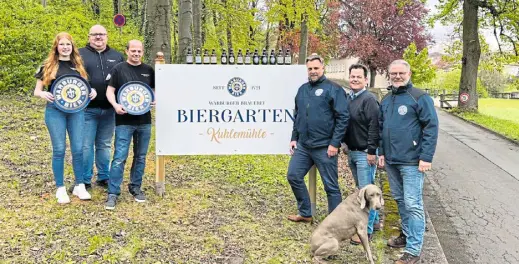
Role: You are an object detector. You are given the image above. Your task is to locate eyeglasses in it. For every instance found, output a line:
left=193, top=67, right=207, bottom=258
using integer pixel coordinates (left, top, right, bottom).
left=389, top=72, right=408, bottom=77
left=89, top=33, right=107, bottom=37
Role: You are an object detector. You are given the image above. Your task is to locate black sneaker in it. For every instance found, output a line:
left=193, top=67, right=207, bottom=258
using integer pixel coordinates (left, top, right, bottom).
left=96, top=179, right=109, bottom=189
left=131, top=190, right=146, bottom=203
left=105, top=194, right=118, bottom=210
left=395, top=252, right=420, bottom=264
left=388, top=232, right=407, bottom=248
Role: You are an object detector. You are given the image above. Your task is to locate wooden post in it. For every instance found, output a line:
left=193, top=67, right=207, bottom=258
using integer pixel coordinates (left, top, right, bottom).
left=155, top=52, right=166, bottom=196
left=308, top=165, right=317, bottom=217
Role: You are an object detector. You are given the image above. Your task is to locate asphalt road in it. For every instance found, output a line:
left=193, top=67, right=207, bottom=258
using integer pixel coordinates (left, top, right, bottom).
left=424, top=109, right=519, bottom=264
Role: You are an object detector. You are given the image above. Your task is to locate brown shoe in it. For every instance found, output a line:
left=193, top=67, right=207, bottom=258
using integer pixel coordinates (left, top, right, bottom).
left=350, top=233, right=373, bottom=245
left=287, top=214, right=312, bottom=223
left=387, top=232, right=406, bottom=248
left=395, top=252, right=420, bottom=264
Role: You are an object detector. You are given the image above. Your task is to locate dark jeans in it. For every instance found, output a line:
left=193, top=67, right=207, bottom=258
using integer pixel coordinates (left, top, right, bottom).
left=287, top=143, right=342, bottom=217
left=108, top=124, right=151, bottom=195
left=82, top=107, right=115, bottom=183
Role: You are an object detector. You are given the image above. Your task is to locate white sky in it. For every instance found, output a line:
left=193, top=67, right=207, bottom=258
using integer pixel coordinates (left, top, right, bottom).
left=426, top=0, right=500, bottom=53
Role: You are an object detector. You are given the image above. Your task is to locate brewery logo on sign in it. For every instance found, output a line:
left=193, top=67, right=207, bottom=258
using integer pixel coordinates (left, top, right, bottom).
left=227, top=77, right=247, bottom=97
left=51, top=74, right=91, bottom=113
left=117, top=81, right=154, bottom=115
left=398, top=105, right=408, bottom=115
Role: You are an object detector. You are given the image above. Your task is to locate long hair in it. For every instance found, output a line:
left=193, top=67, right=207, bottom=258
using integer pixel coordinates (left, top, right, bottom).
left=42, top=32, right=88, bottom=86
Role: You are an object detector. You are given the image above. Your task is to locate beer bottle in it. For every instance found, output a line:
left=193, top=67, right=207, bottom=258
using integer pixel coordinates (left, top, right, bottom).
left=237, top=49, right=244, bottom=65
left=186, top=47, right=193, bottom=64
left=195, top=48, right=202, bottom=64
left=261, top=48, right=268, bottom=65
left=277, top=48, right=284, bottom=65
left=228, top=48, right=235, bottom=65
left=203, top=49, right=210, bottom=64
left=252, top=49, right=260, bottom=65
left=221, top=49, right=228, bottom=64
left=269, top=49, right=276, bottom=65
left=244, top=49, right=252, bottom=65
left=284, top=48, right=292, bottom=65
left=210, top=49, right=217, bottom=64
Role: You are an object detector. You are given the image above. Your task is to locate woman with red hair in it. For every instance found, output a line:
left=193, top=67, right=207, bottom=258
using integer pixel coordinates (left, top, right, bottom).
left=33, top=32, right=97, bottom=204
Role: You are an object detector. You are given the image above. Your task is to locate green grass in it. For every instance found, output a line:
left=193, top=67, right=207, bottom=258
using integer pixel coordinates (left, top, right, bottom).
left=478, top=98, right=519, bottom=124
left=452, top=99, right=519, bottom=141
left=0, top=95, right=402, bottom=263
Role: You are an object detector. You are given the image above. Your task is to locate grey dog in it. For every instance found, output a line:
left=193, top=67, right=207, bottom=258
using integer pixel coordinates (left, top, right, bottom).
left=310, top=184, right=384, bottom=263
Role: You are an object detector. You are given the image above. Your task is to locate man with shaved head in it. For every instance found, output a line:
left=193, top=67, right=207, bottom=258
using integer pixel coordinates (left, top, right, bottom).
left=105, top=40, right=155, bottom=210
left=79, top=25, right=124, bottom=191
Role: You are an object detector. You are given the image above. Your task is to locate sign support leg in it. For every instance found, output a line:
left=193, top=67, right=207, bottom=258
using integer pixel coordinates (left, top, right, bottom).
left=308, top=165, right=317, bottom=217
left=156, top=155, right=166, bottom=196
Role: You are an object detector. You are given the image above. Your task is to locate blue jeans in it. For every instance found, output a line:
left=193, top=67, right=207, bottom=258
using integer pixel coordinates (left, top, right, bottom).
left=108, top=124, right=152, bottom=195
left=82, top=107, right=115, bottom=183
left=44, top=103, right=84, bottom=187
left=348, top=150, right=380, bottom=235
left=287, top=143, right=342, bottom=217
left=385, top=163, right=425, bottom=256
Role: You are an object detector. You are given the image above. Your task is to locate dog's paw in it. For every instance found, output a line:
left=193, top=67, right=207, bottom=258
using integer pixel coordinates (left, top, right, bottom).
left=312, top=256, right=328, bottom=264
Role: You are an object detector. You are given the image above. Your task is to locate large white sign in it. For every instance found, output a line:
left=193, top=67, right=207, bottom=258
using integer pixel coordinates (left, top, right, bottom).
left=155, top=64, right=308, bottom=155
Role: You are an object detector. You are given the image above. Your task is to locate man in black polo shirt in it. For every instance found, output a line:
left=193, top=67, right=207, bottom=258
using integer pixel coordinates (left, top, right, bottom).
left=104, top=39, right=155, bottom=210
left=342, top=64, right=381, bottom=244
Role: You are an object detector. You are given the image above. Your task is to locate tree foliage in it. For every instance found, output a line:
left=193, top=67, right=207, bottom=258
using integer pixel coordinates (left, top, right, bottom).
left=0, top=0, right=140, bottom=93
left=338, top=0, right=431, bottom=83
left=403, top=42, right=436, bottom=86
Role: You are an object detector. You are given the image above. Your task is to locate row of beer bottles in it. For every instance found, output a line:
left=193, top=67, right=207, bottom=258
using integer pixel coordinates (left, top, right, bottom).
left=186, top=48, right=292, bottom=65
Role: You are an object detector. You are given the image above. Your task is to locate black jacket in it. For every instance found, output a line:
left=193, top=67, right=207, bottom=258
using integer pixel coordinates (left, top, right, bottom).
left=342, top=89, right=380, bottom=155
left=291, top=76, right=349, bottom=148
left=79, top=44, right=124, bottom=109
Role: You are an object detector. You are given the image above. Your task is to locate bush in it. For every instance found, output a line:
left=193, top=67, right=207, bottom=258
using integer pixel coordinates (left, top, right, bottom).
left=0, top=0, right=141, bottom=94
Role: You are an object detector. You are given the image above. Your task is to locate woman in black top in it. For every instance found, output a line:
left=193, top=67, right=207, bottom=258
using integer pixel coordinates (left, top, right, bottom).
left=33, top=32, right=96, bottom=204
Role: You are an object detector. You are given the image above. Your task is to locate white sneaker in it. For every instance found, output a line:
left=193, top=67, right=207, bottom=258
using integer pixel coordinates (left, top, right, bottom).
left=73, top=184, right=92, bottom=200
left=56, top=186, right=70, bottom=204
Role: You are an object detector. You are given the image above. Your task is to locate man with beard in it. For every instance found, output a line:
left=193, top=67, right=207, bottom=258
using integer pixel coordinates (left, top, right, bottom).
left=79, top=25, right=124, bottom=190
left=104, top=40, right=155, bottom=210
left=286, top=54, right=349, bottom=223
left=379, top=60, right=439, bottom=264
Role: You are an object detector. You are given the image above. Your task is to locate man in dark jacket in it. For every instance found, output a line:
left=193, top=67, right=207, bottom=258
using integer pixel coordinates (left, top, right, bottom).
left=379, top=60, right=439, bottom=264
left=286, top=54, right=349, bottom=223
left=342, top=64, right=381, bottom=244
left=79, top=25, right=125, bottom=189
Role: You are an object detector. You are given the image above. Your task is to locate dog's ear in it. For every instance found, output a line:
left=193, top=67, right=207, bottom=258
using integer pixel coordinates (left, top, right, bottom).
left=357, top=188, right=367, bottom=209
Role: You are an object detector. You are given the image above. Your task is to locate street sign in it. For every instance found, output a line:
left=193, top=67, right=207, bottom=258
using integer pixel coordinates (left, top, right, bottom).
left=460, top=92, right=470, bottom=104
left=113, top=14, right=126, bottom=27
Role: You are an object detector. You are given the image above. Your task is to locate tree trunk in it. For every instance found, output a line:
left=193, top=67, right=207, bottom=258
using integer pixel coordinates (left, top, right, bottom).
left=129, top=0, right=139, bottom=20
left=298, top=14, right=309, bottom=65
left=42, top=0, right=46, bottom=7
left=213, top=10, right=225, bottom=48
left=459, top=0, right=480, bottom=111
left=265, top=23, right=271, bottom=51
left=140, top=0, right=147, bottom=35
left=114, top=0, right=120, bottom=15
left=193, top=0, right=202, bottom=50
left=177, top=0, right=193, bottom=64
left=144, top=0, right=172, bottom=65
left=369, top=67, right=376, bottom=88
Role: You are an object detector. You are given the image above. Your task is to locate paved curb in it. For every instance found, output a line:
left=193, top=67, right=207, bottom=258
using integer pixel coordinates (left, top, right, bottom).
left=436, top=107, right=519, bottom=147
left=378, top=170, right=448, bottom=263
left=422, top=204, right=449, bottom=263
